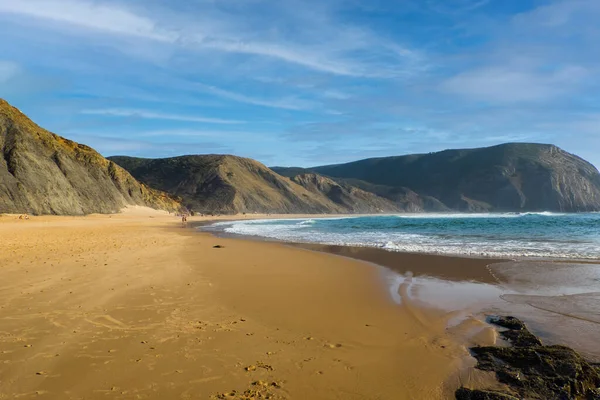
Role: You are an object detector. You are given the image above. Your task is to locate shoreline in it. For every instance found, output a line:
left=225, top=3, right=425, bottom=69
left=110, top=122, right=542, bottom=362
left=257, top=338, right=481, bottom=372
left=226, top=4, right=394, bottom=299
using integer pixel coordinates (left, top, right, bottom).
left=198, top=217, right=600, bottom=362
left=198, top=215, right=600, bottom=264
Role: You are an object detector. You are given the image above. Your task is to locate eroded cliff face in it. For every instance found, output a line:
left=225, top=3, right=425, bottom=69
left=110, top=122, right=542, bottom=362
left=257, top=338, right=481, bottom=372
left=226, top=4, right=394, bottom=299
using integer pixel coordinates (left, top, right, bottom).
left=290, top=173, right=400, bottom=213
left=305, top=143, right=600, bottom=212
left=0, top=99, right=180, bottom=215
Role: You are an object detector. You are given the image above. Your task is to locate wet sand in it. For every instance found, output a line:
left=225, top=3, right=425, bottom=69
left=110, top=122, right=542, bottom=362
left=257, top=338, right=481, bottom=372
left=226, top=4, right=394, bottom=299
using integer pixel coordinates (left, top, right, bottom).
left=292, top=243, right=508, bottom=283
left=299, top=244, right=600, bottom=361
left=0, top=209, right=498, bottom=400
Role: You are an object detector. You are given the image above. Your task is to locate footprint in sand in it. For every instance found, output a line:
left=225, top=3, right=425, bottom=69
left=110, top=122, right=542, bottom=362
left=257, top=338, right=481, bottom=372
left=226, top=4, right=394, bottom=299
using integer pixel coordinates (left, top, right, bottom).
left=214, top=380, right=283, bottom=399
left=244, top=362, right=274, bottom=372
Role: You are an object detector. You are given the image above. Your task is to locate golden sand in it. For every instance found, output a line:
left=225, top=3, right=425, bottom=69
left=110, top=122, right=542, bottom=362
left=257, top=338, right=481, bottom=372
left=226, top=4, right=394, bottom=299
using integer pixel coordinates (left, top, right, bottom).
left=0, top=209, right=496, bottom=399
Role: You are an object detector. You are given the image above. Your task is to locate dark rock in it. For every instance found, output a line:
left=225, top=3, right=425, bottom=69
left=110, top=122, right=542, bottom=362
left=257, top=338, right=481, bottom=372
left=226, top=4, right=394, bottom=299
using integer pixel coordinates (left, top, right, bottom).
left=499, top=328, right=543, bottom=348
left=489, top=316, right=527, bottom=330
left=213, top=245, right=224, bottom=249
left=489, top=315, right=542, bottom=347
left=455, top=388, right=519, bottom=400
left=458, top=316, right=600, bottom=400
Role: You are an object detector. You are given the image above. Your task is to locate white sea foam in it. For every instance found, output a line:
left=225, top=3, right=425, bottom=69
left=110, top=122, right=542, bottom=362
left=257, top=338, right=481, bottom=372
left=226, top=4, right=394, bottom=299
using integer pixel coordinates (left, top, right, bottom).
left=204, top=214, right=600, bottom=260
left=391, top=212, right=567, bottom=219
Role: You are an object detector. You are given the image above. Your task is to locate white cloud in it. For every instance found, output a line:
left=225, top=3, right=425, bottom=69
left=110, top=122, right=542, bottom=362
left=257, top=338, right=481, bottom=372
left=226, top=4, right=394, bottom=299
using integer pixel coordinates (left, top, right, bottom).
left=426, top=0, right=491, bottom=15
left=0, top=0, right=422, bottom=78
left=0, top=0, right=177, bottom=41
left=0, top=61, right=19, bottom=83
left=201, top=84, right=315, bottom=111
left=65, top=133, right=231, bottom=156
left=198, top=38, right=380, bottom=77
left=512, top=0, right=600, bottom=29
left=81, top=108, right=244, bottom=124
left=438, top=1, right=599, bottom=104
left=442, top=65, right=589, bottom=103
left=134, top=128, right=276, bottom=143
left=322, top=90, right=351, bottom=100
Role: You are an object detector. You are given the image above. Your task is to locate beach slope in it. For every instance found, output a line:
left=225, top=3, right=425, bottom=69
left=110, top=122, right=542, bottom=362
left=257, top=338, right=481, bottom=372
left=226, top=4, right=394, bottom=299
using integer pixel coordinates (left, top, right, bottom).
left=0, top=210, right=476, bottom=399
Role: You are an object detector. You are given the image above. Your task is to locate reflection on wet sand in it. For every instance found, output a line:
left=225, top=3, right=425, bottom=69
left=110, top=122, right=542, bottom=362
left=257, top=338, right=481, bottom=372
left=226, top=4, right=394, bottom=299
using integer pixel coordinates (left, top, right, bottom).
left=297, top=244, right=600, bottom=361
left=386, top=269, right=501, bottom=346
left=501, top=292, right=600, bottom=324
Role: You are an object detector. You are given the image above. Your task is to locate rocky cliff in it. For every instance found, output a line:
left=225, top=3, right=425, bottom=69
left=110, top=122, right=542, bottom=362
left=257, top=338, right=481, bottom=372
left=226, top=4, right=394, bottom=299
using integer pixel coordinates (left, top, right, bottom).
left=0, top=99, right=180, bottom=215
left=289, top=173, right=400, bottom=213
left=277, top=143, right=600, bottom=212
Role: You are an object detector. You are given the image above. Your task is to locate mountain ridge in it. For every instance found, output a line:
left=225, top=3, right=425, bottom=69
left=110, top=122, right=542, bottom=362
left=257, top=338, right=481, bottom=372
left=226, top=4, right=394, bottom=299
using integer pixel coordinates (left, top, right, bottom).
left=2, top=98, right=599, bottom=215
left=107, top=155, right=402, bottom=214
left=273, top=143, right=600, bottom=212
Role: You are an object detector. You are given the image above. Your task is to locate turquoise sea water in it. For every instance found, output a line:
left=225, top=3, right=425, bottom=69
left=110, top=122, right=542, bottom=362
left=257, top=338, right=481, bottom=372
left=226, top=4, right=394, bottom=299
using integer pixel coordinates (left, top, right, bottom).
left=206, top=213, right=600, bottom=259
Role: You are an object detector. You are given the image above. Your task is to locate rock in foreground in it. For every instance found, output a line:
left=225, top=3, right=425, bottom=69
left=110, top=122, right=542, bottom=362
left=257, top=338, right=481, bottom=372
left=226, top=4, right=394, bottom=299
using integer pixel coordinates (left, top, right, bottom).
left=456, top=316, right=600, bottom=400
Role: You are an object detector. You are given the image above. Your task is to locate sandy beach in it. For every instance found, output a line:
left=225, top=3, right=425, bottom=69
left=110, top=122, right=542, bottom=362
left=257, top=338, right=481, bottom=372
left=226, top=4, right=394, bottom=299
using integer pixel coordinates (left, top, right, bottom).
left=1, top=209, right=598, bottom=399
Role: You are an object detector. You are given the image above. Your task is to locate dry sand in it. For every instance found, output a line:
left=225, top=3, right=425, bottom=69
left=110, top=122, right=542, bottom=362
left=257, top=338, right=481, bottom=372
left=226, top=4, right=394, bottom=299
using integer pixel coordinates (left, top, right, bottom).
left=0, top=208, right=501, bottom=399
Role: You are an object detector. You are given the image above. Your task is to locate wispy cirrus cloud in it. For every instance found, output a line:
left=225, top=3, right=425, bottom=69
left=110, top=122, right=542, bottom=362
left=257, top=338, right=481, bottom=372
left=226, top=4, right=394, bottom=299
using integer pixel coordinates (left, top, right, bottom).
left=423, top=0, right=491, bottom=15
left=440, top=0, right=600, bottom=105
left=0, top=60, right=19, bottom=83
left=200, top=84, right=315, bottom=111
left=442, top=65, right=589, bottom=103
left=0, top=0, right=176, bottom=41
left=1, top=0, right=599, bottom=168
left=0, top=0, right=422, bottom=78
left=65, top=133, right=232, bottom=157
left=81, top=108, right=244, bottom=124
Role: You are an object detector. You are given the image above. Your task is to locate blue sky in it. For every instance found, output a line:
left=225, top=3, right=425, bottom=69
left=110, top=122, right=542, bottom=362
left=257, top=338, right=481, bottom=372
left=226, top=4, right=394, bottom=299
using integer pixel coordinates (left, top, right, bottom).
left=0, top=0, right=599, bottom=168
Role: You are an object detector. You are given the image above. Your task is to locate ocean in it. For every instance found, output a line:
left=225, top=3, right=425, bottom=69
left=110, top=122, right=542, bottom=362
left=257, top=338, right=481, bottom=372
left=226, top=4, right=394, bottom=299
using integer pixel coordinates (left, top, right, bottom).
left=204, top=213, right=600, bottom=260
